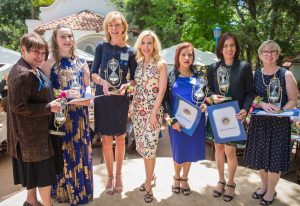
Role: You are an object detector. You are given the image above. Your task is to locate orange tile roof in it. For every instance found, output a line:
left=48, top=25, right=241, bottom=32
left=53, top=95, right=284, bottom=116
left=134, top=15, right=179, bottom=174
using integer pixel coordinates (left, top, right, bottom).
left=34, top=10, right=104, bottom=34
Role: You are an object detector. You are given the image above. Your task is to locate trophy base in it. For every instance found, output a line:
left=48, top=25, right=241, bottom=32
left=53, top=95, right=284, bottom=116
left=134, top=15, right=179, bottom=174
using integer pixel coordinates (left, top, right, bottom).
left=108, top=87, right=121, bottom=95
left=49, top=130, right=66, bottom=136
left=220, top=97, right=232, bottom=101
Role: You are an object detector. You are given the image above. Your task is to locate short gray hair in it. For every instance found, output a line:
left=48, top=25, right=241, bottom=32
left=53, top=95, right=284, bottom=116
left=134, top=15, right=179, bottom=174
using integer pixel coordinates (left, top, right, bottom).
left=258, top=40, right=281, bottom=56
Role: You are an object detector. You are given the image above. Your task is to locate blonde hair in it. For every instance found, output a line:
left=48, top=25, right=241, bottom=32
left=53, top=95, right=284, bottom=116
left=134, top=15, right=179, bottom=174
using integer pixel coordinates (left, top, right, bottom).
left=50, top=24, right=76, bottom=66
left=134, top=30, right=162, bottom=63
left=103, top=11, right=128, bottom=42
left=258, top=40, right=281, bottom=56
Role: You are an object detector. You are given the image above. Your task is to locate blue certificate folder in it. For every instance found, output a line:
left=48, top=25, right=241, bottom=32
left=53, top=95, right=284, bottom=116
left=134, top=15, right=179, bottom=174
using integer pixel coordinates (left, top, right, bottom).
left=173, top=95, right=202, bottom=136
left=207, top=101, right=247, bottom=144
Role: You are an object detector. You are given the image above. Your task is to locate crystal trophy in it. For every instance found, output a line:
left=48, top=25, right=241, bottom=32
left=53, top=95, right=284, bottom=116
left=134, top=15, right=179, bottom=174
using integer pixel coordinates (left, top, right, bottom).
left=104, top=58, right=123, bottom=95
left=268, top=77, right=281, bottom=108
left=217, top=66, right=232, bottom=101
left=192, top=76, right=208, bottom=106
left=50, top=98, right=67, bottom=136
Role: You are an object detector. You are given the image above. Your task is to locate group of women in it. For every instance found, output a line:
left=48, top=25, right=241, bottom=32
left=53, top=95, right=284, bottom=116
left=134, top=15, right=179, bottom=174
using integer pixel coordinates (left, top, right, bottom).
left=5, top=10, right=298, bottom=206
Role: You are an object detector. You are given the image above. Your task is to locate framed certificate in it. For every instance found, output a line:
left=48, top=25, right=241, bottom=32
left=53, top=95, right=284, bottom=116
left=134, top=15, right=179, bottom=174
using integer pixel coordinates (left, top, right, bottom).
left=207, top=101, right=247, bottom=144
left=252, top=108, right=300, bottom=118
left=173, top=95, right=202, bottom=136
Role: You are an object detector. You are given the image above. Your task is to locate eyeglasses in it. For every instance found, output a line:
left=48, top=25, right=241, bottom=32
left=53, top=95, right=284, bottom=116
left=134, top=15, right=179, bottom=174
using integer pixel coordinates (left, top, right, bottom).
left=261, top=50, right=278, bottom=56
left=30, top=49, right=46, bottom=56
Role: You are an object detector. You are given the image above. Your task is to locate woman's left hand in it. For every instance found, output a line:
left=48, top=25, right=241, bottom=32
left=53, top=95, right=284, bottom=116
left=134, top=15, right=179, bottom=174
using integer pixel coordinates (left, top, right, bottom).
left=119, top=83, right=129, bottom=96
left=200, top=104, right=207, bottom=112
left=70, top=99, right=91, bottom=106
left=236, top=109, right=247, bottom=120
left=149, top=113, right=159, bottom=131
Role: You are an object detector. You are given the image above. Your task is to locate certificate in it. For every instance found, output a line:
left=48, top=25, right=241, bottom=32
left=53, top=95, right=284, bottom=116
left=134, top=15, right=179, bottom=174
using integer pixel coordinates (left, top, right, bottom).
left=252, top=108, right=300, bottom=118
left=67, top=94, right=103, bottom=104
left=173, top=95, right=202, bottom=136
left=207, top=101, right=247, bottom=143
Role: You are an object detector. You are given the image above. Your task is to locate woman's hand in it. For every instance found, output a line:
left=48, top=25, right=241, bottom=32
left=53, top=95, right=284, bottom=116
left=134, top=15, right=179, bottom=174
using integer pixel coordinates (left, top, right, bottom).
left=119, top=83, right=129, bottom=96
left=49, top=98, right=61, bottom=113
left=172, top=122, right=182, bottom=132
left=101, top=80, right=111, bottom=96
left=212, top=94, right=225, bottom=104
left=149, top=112, right=159, bottom=131
left=200, top=103, right=207, bottom=112
left=259, top=102, right=279, bottom=113
left=236, top=109, right=247, bottom=120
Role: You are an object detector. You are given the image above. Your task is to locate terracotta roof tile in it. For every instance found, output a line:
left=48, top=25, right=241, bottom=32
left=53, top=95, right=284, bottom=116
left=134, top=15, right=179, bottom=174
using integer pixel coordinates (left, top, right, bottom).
left=34, top=10, right=104, bottom=34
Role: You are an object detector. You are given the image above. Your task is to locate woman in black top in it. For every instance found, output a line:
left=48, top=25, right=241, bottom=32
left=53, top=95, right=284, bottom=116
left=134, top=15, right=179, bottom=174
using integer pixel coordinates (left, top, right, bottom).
left=207, top=32, right=254, bottom=202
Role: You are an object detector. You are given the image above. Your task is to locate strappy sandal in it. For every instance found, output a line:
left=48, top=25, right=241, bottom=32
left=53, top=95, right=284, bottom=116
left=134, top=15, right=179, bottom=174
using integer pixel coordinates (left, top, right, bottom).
left=252, top=188, right=267, bottom=199
left=223, top=183, right=236, bottom=202
left=115, top=174, right=123, bottom=193
left=144, top=188, right=154, bottom=203
left=105, top=176, right=114, bottom=195
left=212, top=181, right=226, bottom=197
left=260, top=192, right=277, bottom=205
left=172, top=176, right=181, bottom=193
left=180, top=178, right=191, bottom=195
left=140, top=175, right=157, bottom=191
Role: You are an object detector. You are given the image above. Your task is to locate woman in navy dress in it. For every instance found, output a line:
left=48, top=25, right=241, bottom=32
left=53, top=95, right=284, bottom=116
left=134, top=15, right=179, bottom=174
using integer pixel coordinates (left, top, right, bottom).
left=91, top=11, right=137, bottom=195
left=244, top=40, right=297, bottom=205
left=207, top=33, right=254, bottom=202
left=164, top=42, right=206, bottom=195
left=41, top=24, right=93, bottom=206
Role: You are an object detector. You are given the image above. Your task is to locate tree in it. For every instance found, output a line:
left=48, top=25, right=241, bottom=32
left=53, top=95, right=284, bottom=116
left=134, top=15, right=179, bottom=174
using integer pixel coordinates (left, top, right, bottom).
left=0, top=0, right=54, bottom=50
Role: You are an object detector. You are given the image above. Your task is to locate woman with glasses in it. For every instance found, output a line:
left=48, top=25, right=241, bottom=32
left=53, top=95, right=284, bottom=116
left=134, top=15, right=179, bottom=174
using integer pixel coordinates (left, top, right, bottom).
left=245, top=40, right=297, bottom=205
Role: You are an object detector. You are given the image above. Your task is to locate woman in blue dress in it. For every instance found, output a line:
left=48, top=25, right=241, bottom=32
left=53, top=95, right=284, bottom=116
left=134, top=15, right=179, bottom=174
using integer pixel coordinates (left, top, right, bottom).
left=91, top=11, right=137, bottom=195
left=244, top=40, right=297, bottom=205
left=41, top=24, right=93, bottom=206
left=164, top=42, right=206, bottom=195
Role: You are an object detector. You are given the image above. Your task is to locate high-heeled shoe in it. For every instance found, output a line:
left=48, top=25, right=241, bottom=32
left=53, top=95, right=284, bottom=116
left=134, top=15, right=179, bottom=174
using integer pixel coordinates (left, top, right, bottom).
left=260, top=192, right=277, bottom=205
left=180, top=177, right=191, bottom=195
left=139, top=175, right=157, bottom=191
left=105, top=176, right=114, bottom=195
left=252, top=188, right=267, bottom=199
left=213, top=181, right=226, bottom=197
left=115, top=174, right=123, bottom=193
left=144, top=187, right=153, bottom=203
left=172, top=176, right=181, bottom=194
left=223, top=183, right=236, bottom=202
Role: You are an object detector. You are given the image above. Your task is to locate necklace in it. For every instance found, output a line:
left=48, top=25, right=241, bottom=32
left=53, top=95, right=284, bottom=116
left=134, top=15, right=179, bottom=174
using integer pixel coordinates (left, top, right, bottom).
left=261, top=68, right=277, bottom=87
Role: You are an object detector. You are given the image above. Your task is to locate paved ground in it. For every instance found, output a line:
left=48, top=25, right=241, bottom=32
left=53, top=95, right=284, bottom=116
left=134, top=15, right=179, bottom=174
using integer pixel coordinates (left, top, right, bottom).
left=0, top=125, right=299, bottom=206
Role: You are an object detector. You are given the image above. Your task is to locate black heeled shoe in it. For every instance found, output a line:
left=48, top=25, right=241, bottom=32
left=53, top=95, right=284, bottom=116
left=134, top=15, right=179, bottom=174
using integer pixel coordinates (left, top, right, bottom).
left=180, top=178, right=191, bottom=195
left=140, top=175, right=157, bottom=191
left=223, top=183, right=236, bottom=202
left=260, top=192, right=277, bottom=205
left=144, top=188, right=153, bottom=203
left=252, top=188, right=267, bottom=199
left=171, top=176, right=181, bottom=194
left=213, top=181, right=226, bottom=197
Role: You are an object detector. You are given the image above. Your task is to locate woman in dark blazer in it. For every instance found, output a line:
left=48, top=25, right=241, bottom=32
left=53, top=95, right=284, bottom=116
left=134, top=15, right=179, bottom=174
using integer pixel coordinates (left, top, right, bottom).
left=207, top=32, right=254, bottom=202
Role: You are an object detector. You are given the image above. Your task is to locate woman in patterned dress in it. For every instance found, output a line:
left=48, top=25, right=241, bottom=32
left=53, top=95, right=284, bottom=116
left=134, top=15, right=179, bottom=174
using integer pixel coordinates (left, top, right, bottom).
left=244, top=40, right=297, bottom=205
left=41, top=24, right=93, bottom=206
left=91, top=11, right=137, bottom=195
left=131, top=30, right=167, bottom=203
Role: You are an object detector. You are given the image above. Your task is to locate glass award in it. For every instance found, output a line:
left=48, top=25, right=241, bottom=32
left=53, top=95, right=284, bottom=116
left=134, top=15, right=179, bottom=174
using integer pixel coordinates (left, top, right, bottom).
left=104, top=58, right=123, bottom=95
left=217, top=66, right=232, bottom=101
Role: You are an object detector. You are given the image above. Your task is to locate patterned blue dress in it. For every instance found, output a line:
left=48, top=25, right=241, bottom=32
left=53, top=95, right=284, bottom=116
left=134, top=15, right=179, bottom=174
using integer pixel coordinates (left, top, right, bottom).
left=245, top=67, right=290, bottom=173
left=168, top=75, right=206, bottom=164
left=50, top=57, right=93, bottom=205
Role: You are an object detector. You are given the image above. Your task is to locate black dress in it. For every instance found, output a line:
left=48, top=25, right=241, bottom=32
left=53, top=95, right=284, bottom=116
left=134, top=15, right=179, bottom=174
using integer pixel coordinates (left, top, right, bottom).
left=244, top=67, right=290, bottom=173
left=91, top=42, right=137, bottom=135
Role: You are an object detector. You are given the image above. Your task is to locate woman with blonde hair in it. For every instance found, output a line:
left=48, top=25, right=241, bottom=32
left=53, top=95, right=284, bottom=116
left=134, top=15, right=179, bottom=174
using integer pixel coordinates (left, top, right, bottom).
left=131, top=30, right=167, bottom=203
left=91, top=11, right=137, bottom=195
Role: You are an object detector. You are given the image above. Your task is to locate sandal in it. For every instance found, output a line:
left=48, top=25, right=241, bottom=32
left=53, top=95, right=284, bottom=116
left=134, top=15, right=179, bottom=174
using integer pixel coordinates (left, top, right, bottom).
left=105, top=176, right=114, bottom=195
left=115, top=174, right=123, bottom=193
left=252, top=188, right=267, bottom=199
left=223, top=183, right=236, bottom=202
left=260, top=192, right=277, bottom=205
left=180, top=178, right=191, bottom=195
left=140, top=175, right=157, bottom=191
left=172, top=176, right=181, bottom=193
left=144, top=188, right=153, bottom=203
left=212, top=181, right=226, bottom=197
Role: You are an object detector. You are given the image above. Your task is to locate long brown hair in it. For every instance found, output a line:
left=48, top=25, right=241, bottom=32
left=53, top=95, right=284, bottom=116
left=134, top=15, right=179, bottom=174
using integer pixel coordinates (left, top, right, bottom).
left=174, top=42, right=195, bottom=70
left=216, top=32, right=240, bottom=61
left=50, top=24, right=76, bottom=66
